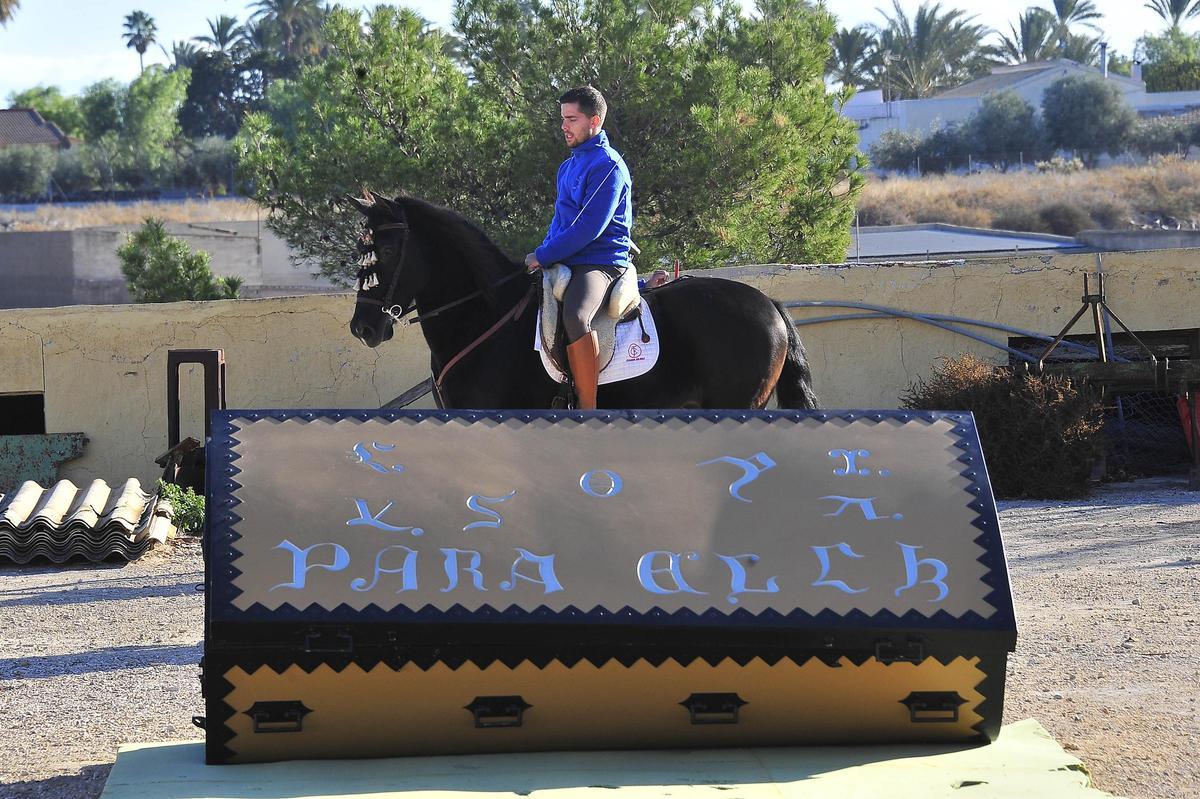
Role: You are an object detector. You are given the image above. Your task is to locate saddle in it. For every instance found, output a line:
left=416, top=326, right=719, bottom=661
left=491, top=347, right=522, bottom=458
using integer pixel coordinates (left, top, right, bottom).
left=539, top=265, right=643, bottom=376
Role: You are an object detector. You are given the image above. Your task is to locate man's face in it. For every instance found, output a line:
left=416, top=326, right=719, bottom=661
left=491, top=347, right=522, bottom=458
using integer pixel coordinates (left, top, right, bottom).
left=561, top=102, right=600, bottom=149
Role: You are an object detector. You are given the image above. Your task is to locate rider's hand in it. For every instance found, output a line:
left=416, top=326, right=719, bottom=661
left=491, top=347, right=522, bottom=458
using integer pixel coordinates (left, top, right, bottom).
left=524, top=253, right=541, bottom=272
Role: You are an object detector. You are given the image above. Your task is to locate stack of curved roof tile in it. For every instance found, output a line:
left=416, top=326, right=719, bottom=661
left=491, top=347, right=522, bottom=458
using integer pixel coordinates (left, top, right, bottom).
left=0, top=479, right=177, bottom=564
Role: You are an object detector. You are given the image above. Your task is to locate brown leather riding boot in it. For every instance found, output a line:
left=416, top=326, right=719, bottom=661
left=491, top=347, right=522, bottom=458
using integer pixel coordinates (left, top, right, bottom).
left=566, top=331, right=600, bottom=410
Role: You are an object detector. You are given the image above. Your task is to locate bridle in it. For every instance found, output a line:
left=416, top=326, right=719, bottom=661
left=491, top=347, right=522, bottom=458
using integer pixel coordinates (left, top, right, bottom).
left=354, top=221, right=415, bottom=324
left=350, top=215, right=536, bottom=396
left=354, top=218, right=529, bottom=327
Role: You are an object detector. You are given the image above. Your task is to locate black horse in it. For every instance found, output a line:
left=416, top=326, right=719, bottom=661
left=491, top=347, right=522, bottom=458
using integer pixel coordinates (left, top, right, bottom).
left=347, top=192, right=818, bottom=410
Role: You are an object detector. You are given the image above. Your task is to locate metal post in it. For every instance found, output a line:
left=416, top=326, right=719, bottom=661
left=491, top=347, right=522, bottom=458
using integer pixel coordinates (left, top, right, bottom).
left=167, top=349, right=227, bottom=449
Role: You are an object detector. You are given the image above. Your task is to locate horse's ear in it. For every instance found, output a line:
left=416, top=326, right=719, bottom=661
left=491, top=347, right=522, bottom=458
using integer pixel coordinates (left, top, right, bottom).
left=344, top=194, right=374, bottom=216
left=372, top=193, right=406, bottom=222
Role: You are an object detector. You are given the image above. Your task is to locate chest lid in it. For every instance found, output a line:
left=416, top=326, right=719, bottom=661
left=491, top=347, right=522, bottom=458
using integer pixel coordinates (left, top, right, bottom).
left=205, top=410, right=1015, bottom=646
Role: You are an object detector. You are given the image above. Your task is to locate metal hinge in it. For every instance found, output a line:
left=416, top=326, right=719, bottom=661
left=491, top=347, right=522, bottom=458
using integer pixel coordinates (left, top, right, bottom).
left=244, top=700, right=312, bottom=733
left=874, top=637, right=925, bottom=664
left=303, top=627, right=354, bottom=653
left=464, top=695, right=532, bottom=728
left=900, top=691, right=967, bottom=723
left=679, top=692, right=748, bottom=725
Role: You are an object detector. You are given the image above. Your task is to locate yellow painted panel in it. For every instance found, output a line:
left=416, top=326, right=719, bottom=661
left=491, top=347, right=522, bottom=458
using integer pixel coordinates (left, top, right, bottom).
left=222, top=656, right=987, bottom=762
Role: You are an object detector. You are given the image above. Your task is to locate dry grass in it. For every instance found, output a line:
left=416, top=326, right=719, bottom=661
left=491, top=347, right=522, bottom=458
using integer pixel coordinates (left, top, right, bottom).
left=0, top=199, right=262, bottom=231
left=858, top=156, right=1200, bottom=235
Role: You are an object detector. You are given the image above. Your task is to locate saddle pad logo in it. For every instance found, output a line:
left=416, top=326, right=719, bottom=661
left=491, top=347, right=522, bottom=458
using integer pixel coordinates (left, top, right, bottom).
left=627, top=343, right=644, bottom=362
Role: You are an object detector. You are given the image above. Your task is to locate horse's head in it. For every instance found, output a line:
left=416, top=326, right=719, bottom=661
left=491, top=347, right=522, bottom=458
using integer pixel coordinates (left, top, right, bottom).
left=346, top=191, right=430, bottom=347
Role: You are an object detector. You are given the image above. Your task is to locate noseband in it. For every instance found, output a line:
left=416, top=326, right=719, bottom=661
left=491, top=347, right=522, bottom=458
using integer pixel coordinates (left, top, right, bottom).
left=355, top=221, right=415, bottom=323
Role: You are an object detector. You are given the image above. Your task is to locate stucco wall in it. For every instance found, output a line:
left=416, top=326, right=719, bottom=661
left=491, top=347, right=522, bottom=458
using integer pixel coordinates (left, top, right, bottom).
left=0, top=294, right=433, bottom=488
left=1, top=247, right=1198, bottom=488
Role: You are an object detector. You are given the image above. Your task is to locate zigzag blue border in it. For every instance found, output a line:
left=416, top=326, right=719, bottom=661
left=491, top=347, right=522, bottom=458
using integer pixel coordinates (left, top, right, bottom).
left=205, top=409, right=1016, bottom=636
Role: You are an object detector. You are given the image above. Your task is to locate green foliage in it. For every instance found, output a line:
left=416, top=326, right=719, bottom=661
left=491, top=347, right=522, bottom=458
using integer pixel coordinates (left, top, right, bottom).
left=1137, top=25, right=1200, bottom=64
left=180, top=136, right=237, bottom=195
left=869, top=124, right=969, bottom=175
left=1145, top=59, right=1200, bottom=92
left=178, top=51, right=269, bottom=138
left=999, top=9, right=1056, bottom=64
left=6, top=85, right=85, bottom=138
left=963, top=91, right=1044, bottom=171
left=1130, top=115, right=1193, bottom=157
left=238, top=1, right=863, bottom=278
left=79, top=79, right=127, bottom=142
left=902, top=354, right=1103, bottom=499
left=0, top=144, right=56, bottom=199
left=827, top=25, right=877, bottom=89
left=117, top=218, right=242, bottom=302
left=117, top=66, right=190, bottom=187
left=1035, top=155, right=1085, bottom=173
left=157, top=479, right=205, bottom=534
left=1041, top=74, right=1136, bottom=165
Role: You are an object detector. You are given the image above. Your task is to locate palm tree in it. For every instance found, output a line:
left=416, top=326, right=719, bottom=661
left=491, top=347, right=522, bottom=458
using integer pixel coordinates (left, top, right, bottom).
left=160, top=40, right=202, bottom=70
left=122, top=10, right=158, bottom=72
left=249, top=0, right=324, bottom=60
left=1144, top=0, right=1200, bottom=30
left=1041, top=0, right=1102, bottom=53
left=0, top=0, right=20, bottom=26
left=998, top=9, right=1056, bottom=63
left=1061, top=32, right=1101, bottom=65
left=874, top=1, right=994, bottom=99
left=828, top=26, right=878, bottom=90
left=195, top=15, right=245, bottom=54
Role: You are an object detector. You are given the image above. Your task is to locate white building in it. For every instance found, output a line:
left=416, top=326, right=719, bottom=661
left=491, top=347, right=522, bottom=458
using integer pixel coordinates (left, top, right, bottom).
left=843, top=59, right=1200, bottom=157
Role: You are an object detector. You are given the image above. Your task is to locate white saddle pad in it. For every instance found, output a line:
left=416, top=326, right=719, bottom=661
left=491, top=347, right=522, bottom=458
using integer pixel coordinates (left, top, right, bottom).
left=534, top=299, right=661, bottom=386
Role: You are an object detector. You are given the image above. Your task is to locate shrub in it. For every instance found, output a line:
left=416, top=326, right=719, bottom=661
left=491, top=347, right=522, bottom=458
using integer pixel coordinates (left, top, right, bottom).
left=157, top=479, right=205, bottom=534
left=992, top=206, right=1049, bottom=234
left=902, top=354, right=1103, bottom=499
left=963, top=91, right=1044, bottom=171
left=870, top=128, right=923, bottom=173
left=0, top=144, right=57, bottom=199
left=1041, top=75, right=1136, bottom=166
left=1144, top=60, right=1200, bottom=93
left=117, top=218, right=242, bottom=302
left=1037, top=201, right=1094, bottom=236
left=1130, top=116, right=1191, bottom=158
left=1035, top=156, right=1084, bottom=174
left=51, top=146, right=96, bottom=195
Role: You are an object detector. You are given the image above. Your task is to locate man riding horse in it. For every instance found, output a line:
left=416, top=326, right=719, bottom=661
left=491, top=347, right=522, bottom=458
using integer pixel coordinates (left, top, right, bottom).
left=524, top=86, right=632, bottom=410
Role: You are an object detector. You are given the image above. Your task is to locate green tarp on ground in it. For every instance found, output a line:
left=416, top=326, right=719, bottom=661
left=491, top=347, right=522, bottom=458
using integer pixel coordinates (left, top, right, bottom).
left=100, top=719, right=1120, bottom=799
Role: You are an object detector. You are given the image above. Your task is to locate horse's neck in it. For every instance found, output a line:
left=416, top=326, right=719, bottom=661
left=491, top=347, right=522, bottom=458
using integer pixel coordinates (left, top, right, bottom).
left=414, top=259, right=526, bottom=367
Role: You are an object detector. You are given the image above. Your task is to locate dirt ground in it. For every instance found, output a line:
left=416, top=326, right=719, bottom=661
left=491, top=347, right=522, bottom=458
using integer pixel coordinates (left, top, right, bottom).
left=1, top=476, right=1197, bottom=799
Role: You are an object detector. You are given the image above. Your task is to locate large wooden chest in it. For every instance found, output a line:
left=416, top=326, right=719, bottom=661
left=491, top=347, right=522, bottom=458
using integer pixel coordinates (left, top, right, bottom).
left=203, top=409, right=1016, bottom=764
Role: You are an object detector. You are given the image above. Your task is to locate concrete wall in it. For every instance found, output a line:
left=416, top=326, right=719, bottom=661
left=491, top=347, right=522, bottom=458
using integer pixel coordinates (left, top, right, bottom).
left=1078, top=229, right=1200, bottom=252
left=0, top=221, right=338, bottom=309
left=1, top=247, right=1198, bottom=488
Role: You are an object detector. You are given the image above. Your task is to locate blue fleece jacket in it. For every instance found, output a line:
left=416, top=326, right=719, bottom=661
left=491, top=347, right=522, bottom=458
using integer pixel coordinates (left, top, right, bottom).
left=534, top=130, right=633, bottom=268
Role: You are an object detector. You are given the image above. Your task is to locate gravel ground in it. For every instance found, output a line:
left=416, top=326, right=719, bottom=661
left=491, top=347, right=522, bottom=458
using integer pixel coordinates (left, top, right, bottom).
left=1, top=476, right=1198, bottom=799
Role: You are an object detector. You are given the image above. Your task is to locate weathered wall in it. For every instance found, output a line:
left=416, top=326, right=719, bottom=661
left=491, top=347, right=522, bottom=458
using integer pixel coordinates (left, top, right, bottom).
left=0, top=295, right=433, bottom=488
left=1077, top=229, right=1200, bottom=252
left=1, top=247, right=1197, bottom=487
left=0, top=222, right=338, bottom=309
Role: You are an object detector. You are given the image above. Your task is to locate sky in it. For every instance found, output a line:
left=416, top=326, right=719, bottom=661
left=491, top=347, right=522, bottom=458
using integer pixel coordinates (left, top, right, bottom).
left=1, top=0, right=1197, bottom=101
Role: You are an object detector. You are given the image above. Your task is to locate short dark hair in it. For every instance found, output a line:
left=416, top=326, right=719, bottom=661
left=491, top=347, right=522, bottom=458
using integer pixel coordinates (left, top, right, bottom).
left=559, top=86, right=607, bottom=123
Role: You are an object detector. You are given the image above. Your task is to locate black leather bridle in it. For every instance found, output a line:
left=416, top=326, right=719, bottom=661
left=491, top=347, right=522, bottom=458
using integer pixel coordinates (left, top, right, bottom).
left=354, top=221, right=416, bottom=324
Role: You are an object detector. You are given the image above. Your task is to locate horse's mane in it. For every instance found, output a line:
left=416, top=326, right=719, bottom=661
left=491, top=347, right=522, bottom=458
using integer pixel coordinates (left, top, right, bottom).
left=397, top=196, right=520, bottom=289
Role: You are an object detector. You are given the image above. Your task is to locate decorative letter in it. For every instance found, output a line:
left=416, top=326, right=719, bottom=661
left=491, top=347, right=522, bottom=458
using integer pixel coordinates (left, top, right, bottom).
left=894, top=543, right=950, bottom=602
left=464, top=490, right=518, bottom=531
left=351, top=545, right=418, bottom=593
left=636, top=551, right=706, bottom=595
left=829, top=448, right=871, bottom=476
left=820, top=496, right=901, bottom=521
left=352, top=442, right=405, bottom=474
left=270, top=540, right=350, bottom=591
left=500, top=548, right=564, bottom=593
left=811, top=543, right=868, bottom=594
left=440, top=548, right=486, bottom=592
left=697, top=452, right=777, bottom=502
left=346, top=499, right=424, bottom=535
left=716, top=553, right=779, bottom=605
left=580, top=470, right=623, bottom=498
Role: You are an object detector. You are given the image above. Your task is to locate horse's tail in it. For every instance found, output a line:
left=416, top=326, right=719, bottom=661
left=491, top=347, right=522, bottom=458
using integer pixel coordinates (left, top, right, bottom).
left=772, top=301, right=820, bottom=410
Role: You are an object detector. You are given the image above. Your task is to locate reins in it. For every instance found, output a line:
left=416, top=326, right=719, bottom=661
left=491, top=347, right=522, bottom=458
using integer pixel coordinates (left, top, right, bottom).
left=433, top=281, right=537, bottom=392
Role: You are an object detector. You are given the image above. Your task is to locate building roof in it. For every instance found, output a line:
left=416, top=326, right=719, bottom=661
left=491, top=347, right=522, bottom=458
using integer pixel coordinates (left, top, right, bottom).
left=846, top=223, right=1088, bottom=260
left=0, top=108, right=70, bottom=149
left=935, top=60, right=1142, bottom=100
